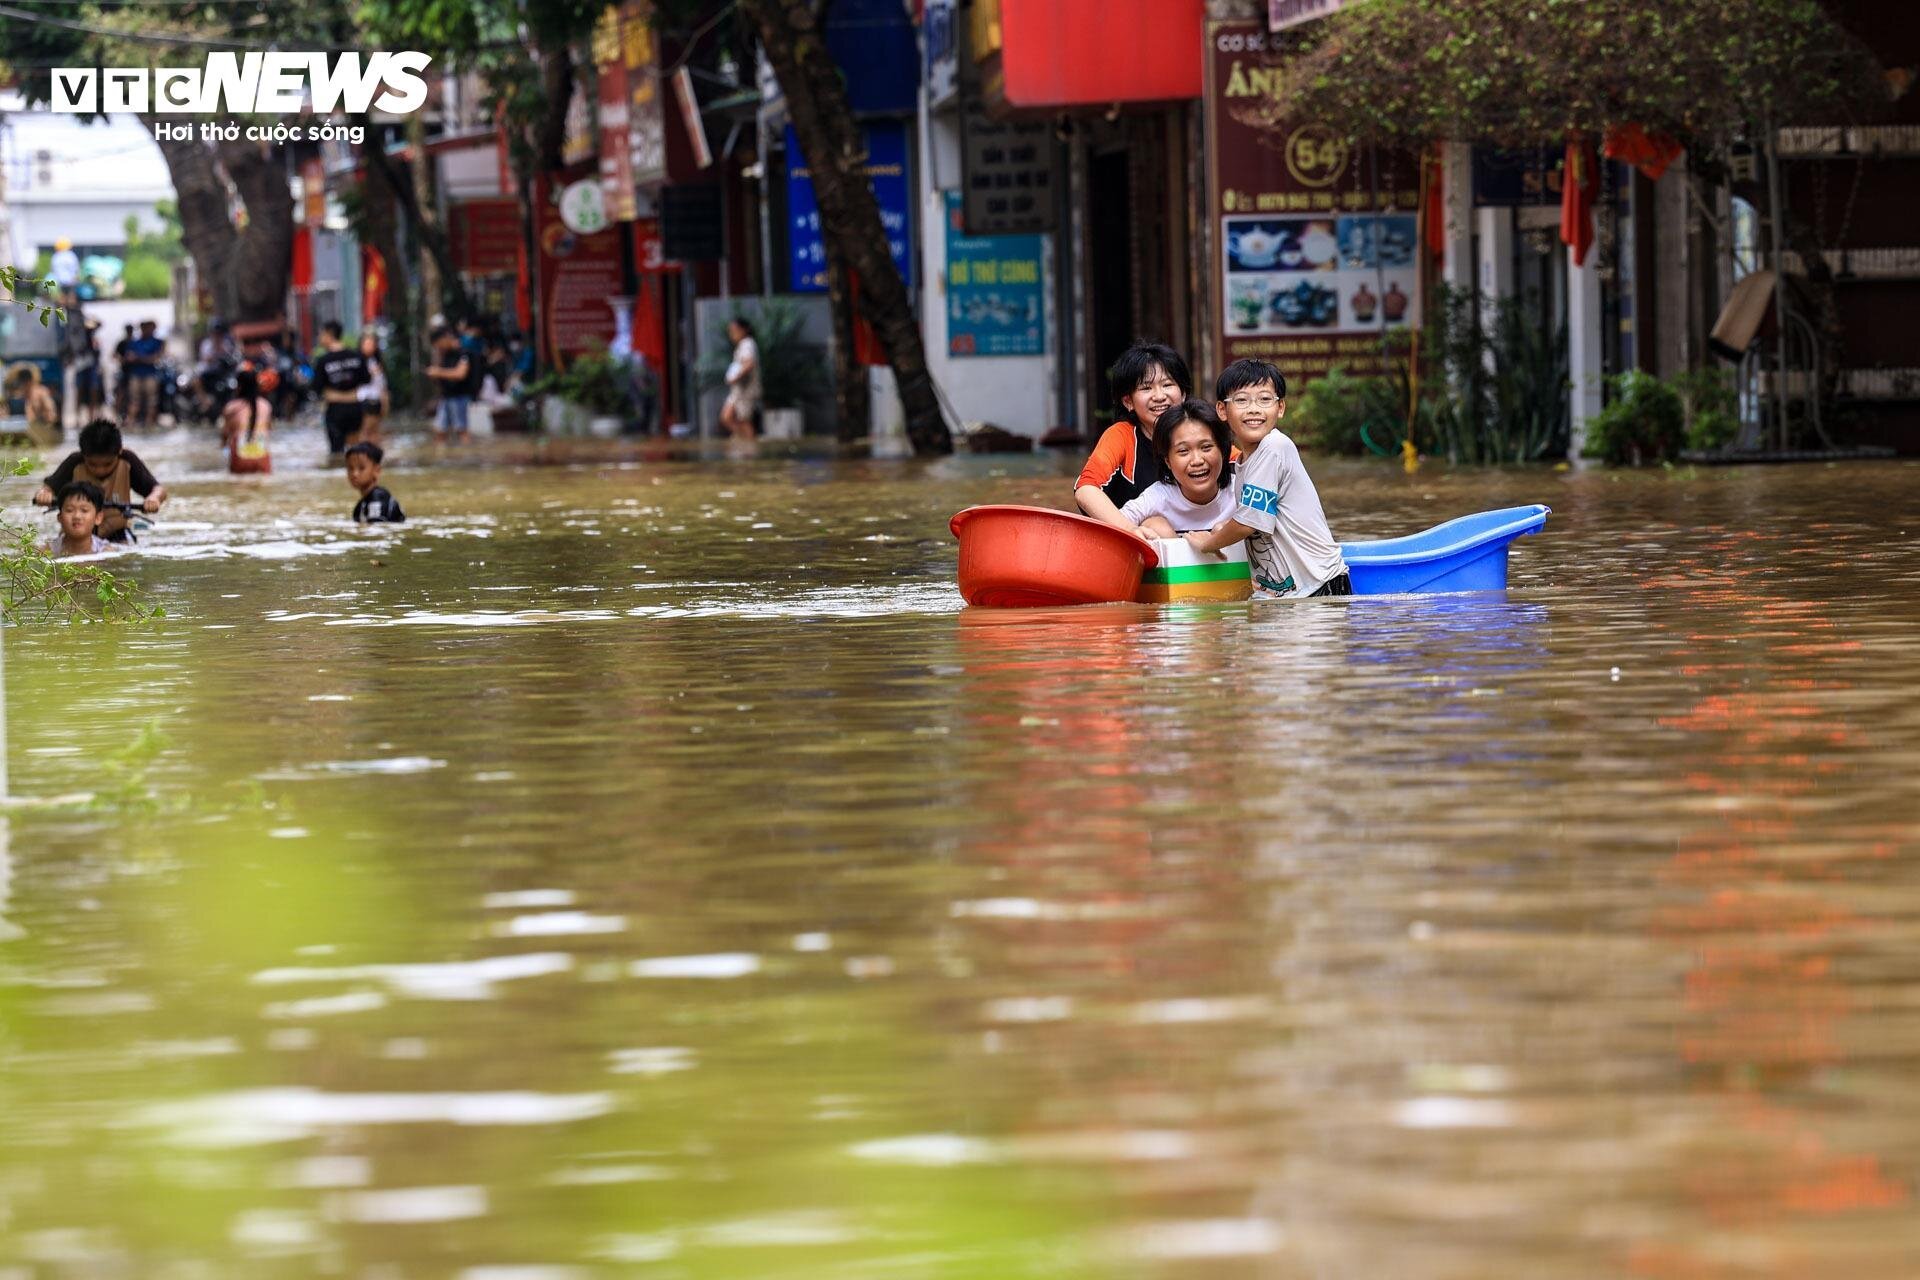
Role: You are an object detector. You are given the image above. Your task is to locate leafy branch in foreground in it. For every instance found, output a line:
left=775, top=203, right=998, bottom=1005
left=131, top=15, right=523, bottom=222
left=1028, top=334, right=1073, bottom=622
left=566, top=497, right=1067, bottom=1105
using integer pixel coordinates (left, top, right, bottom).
left=0, top=266, right=60, bottom=326
left=2, top=524, right=165, bottom=624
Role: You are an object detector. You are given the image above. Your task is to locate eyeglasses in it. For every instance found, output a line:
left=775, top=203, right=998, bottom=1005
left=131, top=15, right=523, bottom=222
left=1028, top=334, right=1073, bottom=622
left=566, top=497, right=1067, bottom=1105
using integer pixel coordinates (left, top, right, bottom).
left=1227, top=394, right=1280, bottom=409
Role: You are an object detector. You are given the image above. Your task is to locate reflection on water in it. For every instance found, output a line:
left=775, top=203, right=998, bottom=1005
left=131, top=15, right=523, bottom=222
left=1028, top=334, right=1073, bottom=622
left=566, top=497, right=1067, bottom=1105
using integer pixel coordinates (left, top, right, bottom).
left=5, top=428, right=1920, bottom=1277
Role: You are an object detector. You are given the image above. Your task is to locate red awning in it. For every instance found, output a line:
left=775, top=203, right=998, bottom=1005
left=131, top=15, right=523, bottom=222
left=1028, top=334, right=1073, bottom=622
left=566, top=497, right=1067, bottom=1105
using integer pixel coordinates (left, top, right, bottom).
left=995, top=0, right=1203, bottom=108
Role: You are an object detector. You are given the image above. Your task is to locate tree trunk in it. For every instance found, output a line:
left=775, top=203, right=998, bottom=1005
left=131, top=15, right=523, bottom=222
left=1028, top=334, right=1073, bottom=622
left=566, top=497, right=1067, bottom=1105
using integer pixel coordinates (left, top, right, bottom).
left=146, top=123, right=239, bottom=321
left=737, top=0, right=950, bottom=454
left=213, top=137, right=295, bottom=325
left=825, top=235, right=869, bottom=442
left=535, top=47, right=578, bottom=174
left=405, top=112, right=443, bottom=323
left=141, top=121, right=293, bottom=327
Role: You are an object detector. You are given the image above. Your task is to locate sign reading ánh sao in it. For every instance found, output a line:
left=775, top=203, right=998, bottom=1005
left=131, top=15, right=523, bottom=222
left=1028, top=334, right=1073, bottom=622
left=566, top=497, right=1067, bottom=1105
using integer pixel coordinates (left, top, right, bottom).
left=943, top=191, right=1043, bottom=358
left=1206, top=18, right=1422, bottom=384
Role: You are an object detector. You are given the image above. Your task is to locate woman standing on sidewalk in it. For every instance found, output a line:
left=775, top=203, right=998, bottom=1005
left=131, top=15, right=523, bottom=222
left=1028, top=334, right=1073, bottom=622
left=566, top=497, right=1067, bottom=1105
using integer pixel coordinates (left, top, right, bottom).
left=719, top=316, right=761, bottom=441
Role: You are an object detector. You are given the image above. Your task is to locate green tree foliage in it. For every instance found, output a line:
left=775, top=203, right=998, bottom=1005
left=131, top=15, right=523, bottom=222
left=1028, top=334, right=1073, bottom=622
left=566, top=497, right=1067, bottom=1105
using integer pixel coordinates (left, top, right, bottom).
left=1277, top=0, right=1884, bottom=147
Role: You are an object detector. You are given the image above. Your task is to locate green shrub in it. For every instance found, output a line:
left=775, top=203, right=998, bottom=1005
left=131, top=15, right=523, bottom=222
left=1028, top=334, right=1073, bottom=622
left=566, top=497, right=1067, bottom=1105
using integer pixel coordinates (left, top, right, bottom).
left=1584, top=369, right=1685, bottom=465
left=1673, top=367, right=1741, bottom=452
left=121, top=255, right=171, bottom=300
left=1292, top=366, right=1409, bottom=456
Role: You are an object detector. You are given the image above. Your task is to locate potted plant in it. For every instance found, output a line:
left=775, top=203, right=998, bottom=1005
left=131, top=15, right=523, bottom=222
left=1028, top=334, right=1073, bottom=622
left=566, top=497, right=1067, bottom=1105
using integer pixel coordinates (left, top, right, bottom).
left=529, top=343, right=635, bottom=437
left=695, top=296, right=827, bottom=438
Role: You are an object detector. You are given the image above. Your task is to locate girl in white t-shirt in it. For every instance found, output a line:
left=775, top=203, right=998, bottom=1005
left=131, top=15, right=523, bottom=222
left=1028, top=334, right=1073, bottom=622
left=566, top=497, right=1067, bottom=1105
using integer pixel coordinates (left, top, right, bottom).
left=1118, top=399, right=1236, bottom=537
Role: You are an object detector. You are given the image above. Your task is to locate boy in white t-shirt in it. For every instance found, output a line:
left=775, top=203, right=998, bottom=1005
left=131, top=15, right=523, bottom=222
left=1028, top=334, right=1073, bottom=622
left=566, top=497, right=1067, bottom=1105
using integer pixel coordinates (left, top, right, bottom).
left=1118, top=399, right=1237, bottom=537
left=1183, top=359, right=1349, bottom=599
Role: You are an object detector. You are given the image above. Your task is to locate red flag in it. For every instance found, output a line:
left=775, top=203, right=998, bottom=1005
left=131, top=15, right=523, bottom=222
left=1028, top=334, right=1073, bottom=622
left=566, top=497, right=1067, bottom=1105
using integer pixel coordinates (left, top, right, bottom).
left=1422, top=146, right=1446, bottom=258
left=362, top=245, right=388, bottom=325
left=1603, top=123, right=1683, bottom=182
left=1560, top=135, right=1597, bottom=267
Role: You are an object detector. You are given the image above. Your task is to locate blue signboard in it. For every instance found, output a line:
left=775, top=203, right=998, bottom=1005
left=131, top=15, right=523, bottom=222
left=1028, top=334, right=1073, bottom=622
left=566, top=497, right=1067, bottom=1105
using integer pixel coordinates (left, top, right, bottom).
left=825, top=0, right=919, bottom=115
left=786, top=122, right=912, bottom=293
left=943, top=191, right=1044, bottom=358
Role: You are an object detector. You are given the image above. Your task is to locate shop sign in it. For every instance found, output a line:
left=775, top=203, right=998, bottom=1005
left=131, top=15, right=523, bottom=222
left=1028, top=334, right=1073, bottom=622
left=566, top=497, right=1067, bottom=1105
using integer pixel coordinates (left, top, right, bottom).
left=943, top=191, right=1043, bottom=357
left=925, top=0, right=960, bottom=108
left=594, top=7, right=637, bottom=222
left=1206, top=18, right=1422, bottom=382
left=1268, top=0, right=1346, bottom=33
left=451, top=198, right=522, bottom=275
left=560, top=65, right=596, bottom=166
left=961, top=112, right=1055, bottom=234
left=559, top=177, right=610, bottom=235
left=537, top=165, right=624, bottom=366
left=672, top=66, right=711, bottom=169
left=785, top=122, right=912, bottom=292
left=625, top=0, right=666, bottom=188
left=1473, top=146, right=1565, bottom=207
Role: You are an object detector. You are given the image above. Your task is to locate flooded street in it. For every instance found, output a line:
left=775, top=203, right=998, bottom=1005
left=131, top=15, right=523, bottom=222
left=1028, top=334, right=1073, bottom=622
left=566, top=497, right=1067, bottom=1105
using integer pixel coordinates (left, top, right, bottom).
left=5, top=422, right=1920, bottom=1278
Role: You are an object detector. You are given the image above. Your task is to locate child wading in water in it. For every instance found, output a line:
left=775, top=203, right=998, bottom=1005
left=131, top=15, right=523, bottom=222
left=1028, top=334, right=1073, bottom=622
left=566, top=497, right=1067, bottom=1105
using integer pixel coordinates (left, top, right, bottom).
left=1075, top=341, right=1195, bottom=529
left=1184, top=359, right=1350, bottom=598
left=220, top=362, right=273, bottom=475
left=45, top=481, right=114, bottom=558
left=1117, top=399, right=1236, bottom=538
left=345, top=442, right=406, bottom=524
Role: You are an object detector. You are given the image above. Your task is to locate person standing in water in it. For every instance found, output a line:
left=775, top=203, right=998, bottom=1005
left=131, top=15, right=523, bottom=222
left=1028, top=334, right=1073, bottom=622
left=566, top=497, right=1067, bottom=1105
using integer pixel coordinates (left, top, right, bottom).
left=356, top=332, right=389, bottom=447
left=1074, top=341, right=1196, bottom=532
left=220, top=362, right=273, bottom=475
left=6, top=365, right=61, bottom=449
left=313, top=320, right=372, bottom=457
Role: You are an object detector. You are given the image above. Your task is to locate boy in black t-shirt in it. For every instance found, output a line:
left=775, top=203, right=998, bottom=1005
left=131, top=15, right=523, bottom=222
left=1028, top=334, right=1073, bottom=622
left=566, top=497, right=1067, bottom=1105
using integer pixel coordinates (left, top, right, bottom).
left=345, top=441, right=405, bottom=524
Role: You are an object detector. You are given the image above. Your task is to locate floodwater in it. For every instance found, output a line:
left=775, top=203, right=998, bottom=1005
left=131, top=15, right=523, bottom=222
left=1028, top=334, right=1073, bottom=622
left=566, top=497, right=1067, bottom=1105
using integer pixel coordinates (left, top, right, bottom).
left=5, top=419, right=1920, bottom=1279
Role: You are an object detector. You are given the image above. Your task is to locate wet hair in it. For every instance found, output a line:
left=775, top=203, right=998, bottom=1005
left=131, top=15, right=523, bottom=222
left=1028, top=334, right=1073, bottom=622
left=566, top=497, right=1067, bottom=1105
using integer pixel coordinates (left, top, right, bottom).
left=78, top=418, right=122, bottom=457
left=344, top=441, right=384, bottom=465
left=56, top=479, right=105, bottom=512
left=233, top=363, right=263, bottom=436
left=1152, top=399, right=1232, bottom=466
left=1108, top=341, right=1194, bottom=426
left=322, top=320, right=344, bottom=339
left=1215, top=358, right=1288, bottom=403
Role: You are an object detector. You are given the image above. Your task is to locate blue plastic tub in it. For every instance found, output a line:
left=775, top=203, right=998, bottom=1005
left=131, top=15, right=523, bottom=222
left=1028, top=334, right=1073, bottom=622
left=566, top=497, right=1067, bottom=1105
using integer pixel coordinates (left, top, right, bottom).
left=1340, top=504, right=1550, bottom=595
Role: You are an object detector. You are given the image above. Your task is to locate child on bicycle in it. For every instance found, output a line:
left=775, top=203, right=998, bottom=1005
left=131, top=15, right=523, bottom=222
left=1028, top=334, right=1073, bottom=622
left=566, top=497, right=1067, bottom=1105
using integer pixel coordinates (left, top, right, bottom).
left=32, top=419, right=168, bottom=544
left=44, top=480, right=114, bottom=558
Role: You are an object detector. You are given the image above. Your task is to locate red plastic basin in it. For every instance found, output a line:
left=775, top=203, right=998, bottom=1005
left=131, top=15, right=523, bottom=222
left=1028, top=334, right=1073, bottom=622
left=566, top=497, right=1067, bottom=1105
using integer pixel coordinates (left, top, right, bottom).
left=949, top=505, right=1159, bottom=607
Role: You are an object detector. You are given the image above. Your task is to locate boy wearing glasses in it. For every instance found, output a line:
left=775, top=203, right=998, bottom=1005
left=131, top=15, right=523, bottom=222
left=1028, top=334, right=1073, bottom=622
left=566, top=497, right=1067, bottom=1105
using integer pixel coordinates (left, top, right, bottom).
left=1183, top=359, right=1350, bottom=599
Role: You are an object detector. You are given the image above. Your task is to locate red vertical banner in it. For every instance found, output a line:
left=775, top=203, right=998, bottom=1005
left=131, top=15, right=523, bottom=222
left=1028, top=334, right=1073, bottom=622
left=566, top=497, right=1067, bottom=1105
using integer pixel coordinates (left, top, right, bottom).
left=595, top=7, right=638, bottom=222
left=629, top=218, right=676, bottom=371
left=1205, top=18, right=1422, bottom=382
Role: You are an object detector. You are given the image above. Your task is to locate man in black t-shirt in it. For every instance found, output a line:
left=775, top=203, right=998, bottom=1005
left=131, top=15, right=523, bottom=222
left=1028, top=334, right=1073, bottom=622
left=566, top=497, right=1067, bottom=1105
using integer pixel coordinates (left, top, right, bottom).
left=312, top=319, right=372, bottom=455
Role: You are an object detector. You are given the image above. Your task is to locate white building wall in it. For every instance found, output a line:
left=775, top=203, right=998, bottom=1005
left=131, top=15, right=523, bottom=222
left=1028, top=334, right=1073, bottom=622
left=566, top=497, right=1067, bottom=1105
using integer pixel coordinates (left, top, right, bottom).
left=917, top=110, right=1056, bottom=438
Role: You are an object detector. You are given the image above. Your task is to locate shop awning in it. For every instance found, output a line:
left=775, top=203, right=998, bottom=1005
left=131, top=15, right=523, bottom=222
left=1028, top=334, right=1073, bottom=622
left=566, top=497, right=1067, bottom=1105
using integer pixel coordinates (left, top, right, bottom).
left=982, top=0, right=1203, bottom=109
